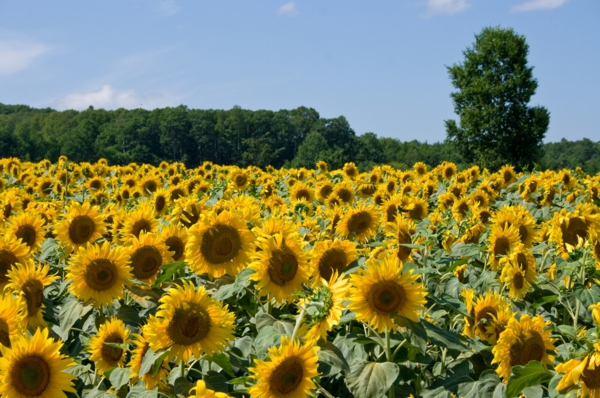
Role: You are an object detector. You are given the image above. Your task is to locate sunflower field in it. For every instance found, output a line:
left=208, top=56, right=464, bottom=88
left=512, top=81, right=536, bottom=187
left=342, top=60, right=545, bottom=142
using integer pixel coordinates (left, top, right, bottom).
left=0, top=156, right=600, bottom=398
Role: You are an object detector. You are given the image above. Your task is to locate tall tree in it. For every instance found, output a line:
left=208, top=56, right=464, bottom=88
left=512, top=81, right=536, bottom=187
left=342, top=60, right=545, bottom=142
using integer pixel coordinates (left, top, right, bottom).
left=445, top=26, right=550, bottom=171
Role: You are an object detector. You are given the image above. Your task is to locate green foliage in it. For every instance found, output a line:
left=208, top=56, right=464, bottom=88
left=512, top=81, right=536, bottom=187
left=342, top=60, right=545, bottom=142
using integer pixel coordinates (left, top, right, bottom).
left=445, top=26, right=550, bottom=171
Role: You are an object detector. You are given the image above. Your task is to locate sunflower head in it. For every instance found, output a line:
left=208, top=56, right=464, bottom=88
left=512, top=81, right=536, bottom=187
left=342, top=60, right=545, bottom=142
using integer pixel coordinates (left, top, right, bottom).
left=338, top=204, right=379, bottom=242
left=0, top=235, right=30, bottom=290
left=6, top=212, right=46, bottom=253
left=89, top=317, right=130, bottom=373
left=54, top=201, right=106, bottom=252
left=310, top=239, right=357, bottom=284
left=127, top=232, right=173, bottom=284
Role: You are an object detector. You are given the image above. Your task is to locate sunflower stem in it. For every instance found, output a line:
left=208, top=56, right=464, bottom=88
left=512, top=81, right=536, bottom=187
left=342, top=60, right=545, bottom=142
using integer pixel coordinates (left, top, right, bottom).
left=440, top=347, right=448, bottom=374
left=291, top=308, right=305, bottom=342
left=384, top=328, right=395, bottom=398
left=391, top=339, right=407, bottom=362
left=180, top=359, right=185, bottom=379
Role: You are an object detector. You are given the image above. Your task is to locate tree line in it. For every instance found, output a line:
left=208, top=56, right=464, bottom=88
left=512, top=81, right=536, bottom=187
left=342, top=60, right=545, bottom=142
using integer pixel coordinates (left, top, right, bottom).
left=0, top=102, right=598, bottom=173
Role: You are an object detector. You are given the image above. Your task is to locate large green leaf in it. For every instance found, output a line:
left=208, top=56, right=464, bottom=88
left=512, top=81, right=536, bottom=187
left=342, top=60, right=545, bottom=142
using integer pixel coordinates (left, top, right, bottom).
left=153, top=261, right=186, bottom=287
left=457, top=370, right=501, bottom=398
left=317, top=340, right=350, bottom=371
left=108, top=367, right=132, bottom=390
left=506, top=361, right=553, bottom=398
left=58, top=297, right=93, bottom=340
left=347, top=360, right=399, bottom=398
left=126, top=381, right=157, bottom=398
left=422, top=320, right=468, bottom=356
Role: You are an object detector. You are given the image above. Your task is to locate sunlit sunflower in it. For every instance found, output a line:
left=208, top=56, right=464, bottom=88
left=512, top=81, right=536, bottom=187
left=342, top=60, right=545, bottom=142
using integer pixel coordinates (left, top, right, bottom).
left=186, top=210, right=254, bottom=278
left=440, top=162, right=457, bottom=180
left=221, top=195, right=263, bottom=225
left=290, top=182, right=314, bottom=203
left=348, top=255, right=427, bottom=332
left=188, top=380, right=232, bottom=398
left=381, top=195, right=403, bottom=223
left=88, top=317, right=130, bottom=374
left=0, top=235, right=30, bottom=290
left=0, top=327, right=76, bottom=398
left=302, top=272, right=348, bottom=345
left=463, top=290, right=511, bottom=342
left=437, top=192, right=456, bottom=211
left=451, top=197, right=470, bottom=221
left=6, top=261, right=56, bottom=329
left=54, top=201, right=106, bottom=253
left=486, top=224, right=523, bottom=271
left=252, top=215, right=297, bottom=242
left=492, top=314, right=556, bottom=381
left=459, top=223, right=486, bottom=245
left=6, top=212, right=46, bottom=253
left=127, top=232, right=173, bottom=284
left=492, top=205, right=538, bottom=248
left=160, top=224, right=188, bottom=263
left=357, top=183, right=376, bottom=198
left=386, top=215, right=417, bottom=263
left=499, top=249, right=538, bottom=301
left=549, top=206, right=599, bottom=258
left=250, top=233, right=310, bottom=303
left=0, top=294, right=27, bottom=351
left=343, top=162, right=359, bottom=179
left=248, top=336, right=319, bottom=398
left=129, top=332, right=170, bottom=390
left=310, top=239, right=357, bottom=283
left=122, top=202, right=159, bottom=242
left=316, top=181, right=334, bottom=202
left=499, top=165, right=518, bottom=187
left=337, top=204, right=379, bottom=242
left=138, top=175, right=160, bottom=196
left=557, top=344, right=600, bottom=397
left=152, top=188, right=169, bottom=215
left=230, top=169, right=250, bottom=191
left=172, top=198, right=206, bottom=229
left=145, top=281, right=235, bottom=362
left=66, top=242, right=132, bottom=307
left=413, top=162, right=428, bottom=176
left=332, top=183, right=354, bottom=204
left=405, top=197, right=429, bottom=220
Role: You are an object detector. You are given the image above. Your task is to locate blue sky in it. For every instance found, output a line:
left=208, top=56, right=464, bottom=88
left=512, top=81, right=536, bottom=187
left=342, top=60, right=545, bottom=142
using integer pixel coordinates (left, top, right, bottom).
left=0, top=0, right=598, bottom=143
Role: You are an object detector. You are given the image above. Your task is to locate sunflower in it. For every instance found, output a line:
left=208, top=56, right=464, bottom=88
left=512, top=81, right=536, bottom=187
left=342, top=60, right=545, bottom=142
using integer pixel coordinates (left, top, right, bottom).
left=138, top=175, right=160, bottom=196
left=499, top=249, right=537, bottom=301
left=441, top=162, right=457, bottom=180
left=337, top=204, right=379, bottom=242
left=451, top=197, right=470, bottom=221
left=152, top=188, right=169, bottom=215
left=290, top=183, right=314, bottom=203
left=343, top=162, right=359, bottom=179
left=129, top=332, right=170, bottom=390
left=486, top=224, right=523, bottom=271
left=6, top=212, right=46, bottom=253
left=405, top=197, right=429, bottom=220
left=492, top=205, right=537, bottom=248
left=332, top=183, right=354, bottom=204
left=499, top=165, right=518, bottom=187
left=5, top=261, right=56, bottom=329
left=315, top=181, right=333, bottom=202
left=250, top=233, right=310, bottom=303
left=386, top=215, right=417, bottom=263
left=437, top=192, right=456, bottom=211
left=161, top=224, right=188, bottom=263
left=492, top=314, right=556, bottom=381
left=145, top=281, right=235, bottom=362
left=302, top=272, right=348, bottom=345
left=381, top=195, right=403, bottom=223
left=248, top=336, right=319, bottom=398
left=66, top=242, right=132, bottom=307
left=188, top=380, right=232, bottom=398
left=414, top=162, right=428, bottom=176
left=557, top=344, right=600, bottom=397
left=0, top=235, right=30, bottom=290
left=0, top=294, right=27, bottom=350
left=549, top=206, right=599, bottom=258
left=127, top=232, right=173, bottom=284
left=310, top=239, right=357, bottom=283
left=357, top=183, right=376, bottom=198
left=316, top=161, right=328, bottom=173
left=348, top=255, right=427, bottom=333
left=463, top=290, right=511, bottom=342
left=54, top=201, right=106, bottom=252
left=459, top=223, right=486, bottom=245
left=0, top=328, right=76, bottom=398
left=253, top=216, right=297, bottom=242
left=121, top=202, right=159, bottom=243
left=88, top=317, right=130, bottom=374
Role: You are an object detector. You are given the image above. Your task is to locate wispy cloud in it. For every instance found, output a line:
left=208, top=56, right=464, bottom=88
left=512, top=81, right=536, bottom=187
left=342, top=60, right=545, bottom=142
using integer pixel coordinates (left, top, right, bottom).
left=423, top=0, right=470, bottom=16
left=155, top=0, right=181, bottom=16
left=277, top=2, right=300, bottom=17
left=53, top=85, right=172, bottom=111
left=0, top=38, right=51, bottom=76
left=510, top=0, right=568, bottom=13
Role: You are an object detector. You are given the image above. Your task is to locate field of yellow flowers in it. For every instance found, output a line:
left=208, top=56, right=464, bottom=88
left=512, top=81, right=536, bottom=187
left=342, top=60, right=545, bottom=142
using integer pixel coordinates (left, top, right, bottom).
left=0, top=156, right=599, bottom=398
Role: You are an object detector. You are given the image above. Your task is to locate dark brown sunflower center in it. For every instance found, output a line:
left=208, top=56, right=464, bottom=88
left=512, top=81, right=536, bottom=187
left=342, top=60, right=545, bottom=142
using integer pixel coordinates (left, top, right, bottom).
left=0, top=319, right=11, bottom=348
left=319, top=185, right=333, bottom=198
left=180, top=208, right=200, bottom=229
left=509, top=330, right=545, bottom=367
left=16, top=225, right=37, bottom=248
left=397, top=230, right=412, bottom=263
left=0, top=250, right=19, bottom=285
left=581, top=357, right=600, bottom=389
left=170, top=188, right=185, bottom=201
left=69, top=215, right=96, bottom=245
left=269, top=357, right=304, bottom=395
left=385, top=205, right=397, bottom=223
left=455, top=202, right=469, bottom=217
left=90, top=179, right=102, bottom=190
left=3, top=203, right=12, bottom=219
left=347, top=211, right=372, bottom=235
left=594, top=242, right=600, bottom=262
left=493, top=237, right=511, bottom=257
left=10, top=355, right=50, bottom=396
left=155, top=196, right=166, bottom=212
left=561, top=217, right=588, bottom=247
left=268, top=249, right=298, bottom=286
left=234, top=175, right=247, bottom=187
left=444, top=167, right=454, bottom=179
left=165, top=236, right=185, bottom=261
left=22, top=279, right=44, bottom=317
left=143, top=180, right=158, bottom=193
left=40, top=181, right=52, bottom=195
left=200, top=224, right=241, bottom=264
left=336, top=188, right=352, bottom=203
left=513, top=272, right=525, bottom=290
left=295, top=189, right=311, bottom=201
left=318, top=249, right=347, bottom=281
left=517, top=253, right=528, bottom=272
left=409, top=204, right=426, bottom=220
left=167, top=305, right=211, bottom=346
left=84, top=259, right=118, bottom=291
left=370, top=281, right=405, bottom=314
left=476, top=306, right=498, bottom=333
left=101, top=334, right=125, bottom=364
left=131, top=219, right=152, bottom=238
left=131, top=246, right=163, bottom=281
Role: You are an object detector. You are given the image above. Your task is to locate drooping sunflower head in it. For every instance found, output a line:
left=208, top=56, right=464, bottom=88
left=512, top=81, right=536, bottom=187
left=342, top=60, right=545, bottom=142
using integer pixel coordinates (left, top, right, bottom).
left=337, top=204, right=379, bottom=242
left=6, top=212, right=46, bottom=253
left=127, top=232, right=173, bottom=284
left=492, top=314, right=556, bottom=381
left=250, top=233, right=310, bottom=303
left=0, top=294, right=27, bottom=350
left=161, top=224, right=189, bottom=262
left=469, top=290, right=511, bottom=342
left=0, top=327, right=76, bottom=398
left=66, top=241, right=132, bottom=307
left=310, top=239, right=357, bottom=283
left=348, top=254, right=427, bottom=333
left=88, top=317, right=130, bottom=374
left=248, top=336, right=320, bottom=398
left=556, top=346, right=600, bottom=396
left=54, top=201, right=106, bottom=252
left=486, top=223, right=523, bottom=270
left=0, top=235, right=30, bottom=290
left=145, top=281, right=236, bottom=362
left=186, top=210, right=254, bottom=278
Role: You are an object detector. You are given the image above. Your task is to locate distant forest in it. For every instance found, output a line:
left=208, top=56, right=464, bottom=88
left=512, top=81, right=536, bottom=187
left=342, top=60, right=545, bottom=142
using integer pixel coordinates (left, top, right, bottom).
left=1, top=103, right=599, bottom=173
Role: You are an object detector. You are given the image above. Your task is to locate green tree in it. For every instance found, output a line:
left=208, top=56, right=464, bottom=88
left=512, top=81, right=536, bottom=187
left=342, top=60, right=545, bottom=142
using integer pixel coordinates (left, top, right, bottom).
left=445, top=26, right=550, bottom=171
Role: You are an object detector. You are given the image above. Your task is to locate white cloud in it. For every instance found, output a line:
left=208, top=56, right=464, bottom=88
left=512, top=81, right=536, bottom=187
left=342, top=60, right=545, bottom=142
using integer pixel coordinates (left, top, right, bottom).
left=155, top=0, right=181, bottom=16
left=510, top=0, right=568, bottom=13
left=424, top=0, right=470, bottom=16
left=277, top=2, right=300, bottom=17
left=0, top=39, right=50, bottom=76
left=53, top=85, right=171, bottom=111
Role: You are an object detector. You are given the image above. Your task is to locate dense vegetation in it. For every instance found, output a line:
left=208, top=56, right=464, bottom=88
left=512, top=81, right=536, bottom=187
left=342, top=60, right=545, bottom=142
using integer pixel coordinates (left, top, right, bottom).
left=0, top=103, right=598, bottom=173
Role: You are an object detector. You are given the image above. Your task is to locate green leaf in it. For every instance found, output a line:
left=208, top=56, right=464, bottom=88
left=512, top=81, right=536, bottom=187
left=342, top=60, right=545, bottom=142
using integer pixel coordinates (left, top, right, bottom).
left=203, top=352, right=235, bottom=376
left=58, top=297, right=93, bottom=340
left=532, top=295, right=558, bottom=309
left=109, top=367, right=131, bottom=390
left=506, top=361, right=553, bottom=398
left=153, top=261, right=186, bottom=287
left=317, top=340, right=350, bottom=371
left=457, top=370, right=501, bottom=398
left=139, top=349, right=169, bottom=377
left=573, top=284, right=600, bottom=308
left=126, top=381, right=158, bottom=398
left=347, top=360, right=399, bottom=398
left=212, top=267, right=255, bottom=300
left=103, top=342, right=129, bottom=350
left=451, top=243, right=482, bottom=257
left=422, top=320, right=468, bottom=356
